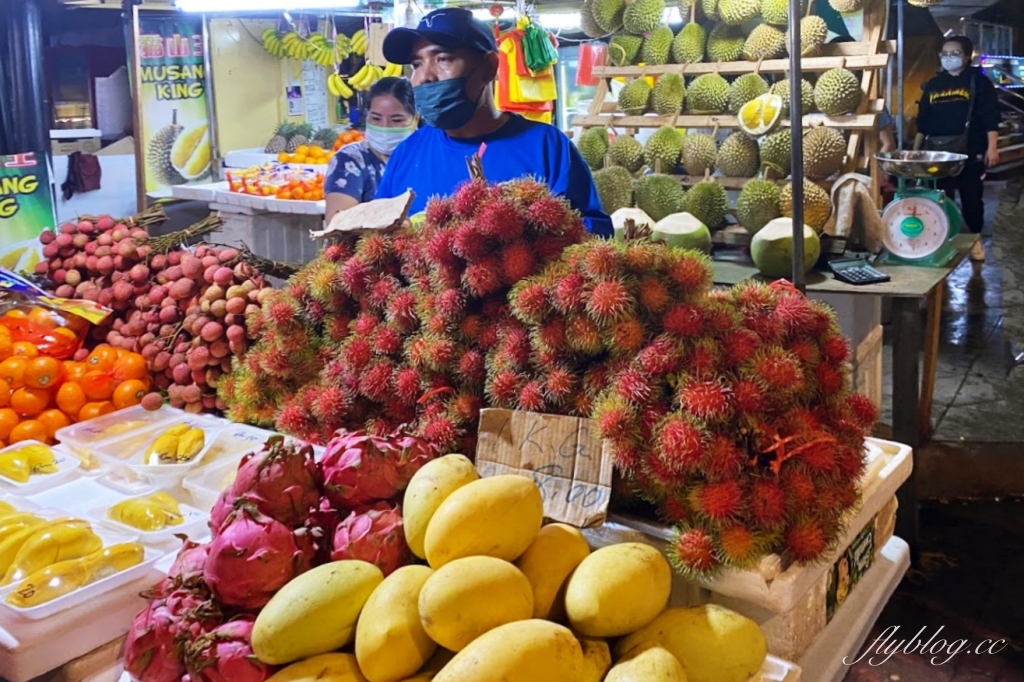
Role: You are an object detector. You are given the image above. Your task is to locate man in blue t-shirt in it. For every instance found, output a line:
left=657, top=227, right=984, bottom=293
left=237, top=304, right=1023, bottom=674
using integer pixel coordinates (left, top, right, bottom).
left=376, top=8, right=612, bottom=237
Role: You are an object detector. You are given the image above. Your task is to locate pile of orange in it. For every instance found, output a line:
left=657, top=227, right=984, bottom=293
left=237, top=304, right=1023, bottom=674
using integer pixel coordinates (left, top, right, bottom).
left=275, top=173, right=325, bottom=201
left=331, top=129, right=364, bottom=152
left=276, top=144, right=332, bottom=166
left=0, top=340, right=151, bottom=447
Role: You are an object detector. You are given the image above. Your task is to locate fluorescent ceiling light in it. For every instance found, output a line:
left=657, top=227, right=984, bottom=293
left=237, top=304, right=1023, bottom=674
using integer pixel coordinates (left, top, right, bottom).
left=175, top=0, right=359, bottom=11
left=536, top=12, right=581, bottom=30
left=471, top=8, right=497, bottom=20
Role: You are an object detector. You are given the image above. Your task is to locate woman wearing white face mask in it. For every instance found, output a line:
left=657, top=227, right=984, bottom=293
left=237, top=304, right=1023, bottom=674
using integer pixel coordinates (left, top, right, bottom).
left=914, top=36, right=1000, bottom=261
left=325, top=77, right=417, bottom=223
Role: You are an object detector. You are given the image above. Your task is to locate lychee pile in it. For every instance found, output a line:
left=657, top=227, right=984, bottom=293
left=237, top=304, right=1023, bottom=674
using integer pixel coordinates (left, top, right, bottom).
left=221, top=178, right=587, bottom=450
left=494, top=239, right=878, bottom=575
left=36, top=214, right=268, bottom=414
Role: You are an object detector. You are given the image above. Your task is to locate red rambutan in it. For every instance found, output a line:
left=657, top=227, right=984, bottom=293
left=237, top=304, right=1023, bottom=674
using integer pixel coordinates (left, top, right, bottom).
left=667, top=253, right=713, bottom=292
left=340, top=257, right=372, bottom=296
left=721, top=329, right=763, bottom=367
left=678, top=379, right=731, bottom=422
left=266, top=299, right=299, bottom=329
left=359, top=361, right=394, bottom=402
left=687, top=340, right=722, bottom=378
left=476, top=322, right=501, bottom=350
left=587, top=280, right=633, bottom=321
left=355, top=233, right=391, bottom=264
left=781, top=467, right=818, bottom=514
left=525, top=197, right=570, bottom=232
left=518, top=381, right=547, bottom=412
left=544, top=366, right=576, bottom=403
left=425, top=196, right=456, bottom=227
left=623, top=242, right=666, bottom=273
left=500, top=242, right=537, bottom=283
left=718, top=524, right=760, bottom=567
left=459, top=314, right=484, bottom=343
left=506, top=177, right=549, bottom=205
left=420, top=415, right=459, bottom=448
left=833, top=445, right=867, bottom=480
left=808, top=300, right=837, bottom=337
left=608, top=318, right=647, bottom=353
left=784, top=519, right=827, bottom=562
left=373, top=325, right=403, bottom=356
left=426, top=314, right=449, bottom=335
left=661, top=495, right=691, bottom=524
left=701, top=435, right=745, bottom=481
left=613, top=367, right=653, bottom=405
left=322, top=242, right=350, bottom=262
left=394, top=368, right=422, bottom=404
left=534, top=233, right=581, bottom=261
left=637, top=335, right=685, bottom=376
left=451, top=180, right=489, bottom=218
left=344, top=338, right=373, bottom=370
left=815, top=363, right=846, bottom=396
left=748, top=478, right=788, bottom=529
left=689, top=480, right=744, bottom=521
left=662, top=303, right=705, bottom=337
left=509, top=281, right=548, bottom=324
left=670, top=527, right=719, bottom=575
left=463, top=258, right=504, bottom=298
left=731, top=281, right=775, bottom=309
left=797, top=440, right=836, bottom=472
left=436, top=289, right=466, bottom=320
left=475, top=199, right=524, bottom=242
left=450, top=392, right=481, bottom=424
left=354, top=313, right=379, bottom=337
left=772, top=292, right=817, bottom=336
left=786, top=338, right=821, bottom=367
left=456, top=349, right=486, bottom=384
left=582, top=242, right=624, bottom=280
left=638, top=276, right=671, bottom=313
left=424, top=229, right=456, bottom=263
left=845, top=393, right=879, bottom=429
left=731, top=378, right=764, bottom=415
left=656, top=415, right=704, bottom=472
left=592, top=396, right=638, bottom=442
left=499, top=325, right=532, bottom=366
left=534, top=317, right=567, bottom=351
left=487, top=370, right=524, bottom=407
left=566, top=316, right=603, bottom=355
left=276, top=402, right=313, bottom=437
left=552, top=271, right=587, bottom=313
left=747, top=348, right=805, bottom=393
left=313, top=385, right=347, bottom=421
left=820, top=334, right=850, bottom=364
left=386, top=291, right=419, bottom=331
left=450, top=223, right=489, bottom=262
left=367, top=275, right=400, bottom=310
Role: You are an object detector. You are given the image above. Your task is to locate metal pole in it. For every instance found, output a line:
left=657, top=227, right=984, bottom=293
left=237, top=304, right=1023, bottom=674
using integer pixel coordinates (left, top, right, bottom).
left=201, top=14, right=221, bottom=180
left=786, top=0, right=806, bottom=291
left=896, top=0, right=905, bottom=150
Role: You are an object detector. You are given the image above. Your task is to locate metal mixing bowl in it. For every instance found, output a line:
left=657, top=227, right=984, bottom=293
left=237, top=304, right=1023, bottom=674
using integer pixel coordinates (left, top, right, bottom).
left=874, top=151, right=968, bottom=179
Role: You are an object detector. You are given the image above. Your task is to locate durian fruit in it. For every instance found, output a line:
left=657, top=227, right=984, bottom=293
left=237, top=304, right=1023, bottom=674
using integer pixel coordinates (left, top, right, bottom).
left=742, top=24, right=786, bottom=61
left=735, top=178, right=781, bottom=233
left=652, top=73, right=686, bottom=115
left=680, top=179, right=729, bottom=228
left=623, top=0, right=666, bottom=35
left=672, top=23, right=707, bottom=63
left=618, top=78, right=653, bottom=115
left=813, top=68, right=862, bottom=116
left=592, top=0, right=627, bottom=33
left=727, top=73, right=769, bottom=113
left=582, top=0, right=610, bottom=38
left=170, top=123, right=212, bottom=181
left=829, top=0, right=864, bottom=13
left=577, top=127, right=610, bottom=171
left=595, top=166, right=637, bottom=214
left=609, top=135, right=645, bottom=172
left=706, top=23, right=745, bottom=62
left=760, top=0, right=805, bottom=25
left=644, top=126, right=684, bottom=173
left=147, top=110, right=186, bottom=186
left=716, top=132, right=760, bottom=177
left=641, top=26, right=675, bottom=65
left=610, top=33, right=644, bottom=66
left=780, top=179, right=832, bottom=233
left=788, top=15, right=828, bottom=57
left=681, top=132, right=718, bottom=175
left=803, top=126, right=847, bottom=179
left=770, top=78, right=815, bottom=117
left=718, top=0, right=760, bottom=25
left=702, top=0, right=721, bottom=21
left=686, top=74, right=729, bottom=114
left=737, top=93, right=783, bottom=137
left=634, top=173, right=687, bottom=222
left=759, top=128, right=792, bottom=176
left=678, top=0, right=694, bottom=16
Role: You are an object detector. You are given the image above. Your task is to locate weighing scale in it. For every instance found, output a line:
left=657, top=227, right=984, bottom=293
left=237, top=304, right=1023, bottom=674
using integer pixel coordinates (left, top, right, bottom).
left=874, top=151, right=968, bottom=267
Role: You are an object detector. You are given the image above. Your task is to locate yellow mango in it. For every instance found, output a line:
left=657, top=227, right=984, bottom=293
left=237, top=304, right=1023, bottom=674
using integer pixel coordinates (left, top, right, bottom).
left=356, top=565, right=437, bottom=682
left=606, top=645, right=688, bottom=682
left=402, top=454, right=479, bottom=559
left=424, top=475, right=543, bottom=568
left=252, top=560, right=383, bottom=665
left=395, top=648, right=455, bottom=681
left=514, top=523, right=590, bottom=621
left=615, top=605, right=767, bottom=682
left=565, top=543, right=671, bottom=638
left=265, top=653, right=368, bottom=682
left=418, top=555, right=533, bottom=652
left=432, top=619, right=584, bottom=682
left=3, top=521, right=102, bottom=584
left=579, top=637, right=612, bottom=682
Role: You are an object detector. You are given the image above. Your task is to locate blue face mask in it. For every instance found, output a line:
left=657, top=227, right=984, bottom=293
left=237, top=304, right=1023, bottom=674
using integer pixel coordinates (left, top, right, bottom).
left=413, top=76, right=478, bottom=130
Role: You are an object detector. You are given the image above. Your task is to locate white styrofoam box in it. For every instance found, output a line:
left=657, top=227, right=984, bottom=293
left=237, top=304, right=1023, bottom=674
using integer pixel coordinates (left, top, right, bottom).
left=94, top=66, right=131, bottom=139
left=0, top=441, right=81, bottom=494
left=56, top=405, right=186, bottom=473
left=799, top=536, right=910, bottom=682
left=26, top=475, right=149, bottom=517
left=170, top=181, right=225, bottom=203
left=262, top=196, right=327, bottom=215
left=223, top=148, right=329, bottom=170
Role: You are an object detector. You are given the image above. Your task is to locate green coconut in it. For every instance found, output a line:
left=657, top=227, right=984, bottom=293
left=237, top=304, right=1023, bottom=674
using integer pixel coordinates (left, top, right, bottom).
left=750, top=217, right=821, bottom=277
left=653, top=212, right=713, bottom=253
left=611, top=207, right=656, bottom=241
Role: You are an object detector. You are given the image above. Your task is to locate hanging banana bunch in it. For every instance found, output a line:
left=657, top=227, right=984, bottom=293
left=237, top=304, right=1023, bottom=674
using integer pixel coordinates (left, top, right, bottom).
left=351, top=28, right=367, bottom=57
left=261, top=28, right=287, bottom=58
left=327, top=72, right=355, bottom=99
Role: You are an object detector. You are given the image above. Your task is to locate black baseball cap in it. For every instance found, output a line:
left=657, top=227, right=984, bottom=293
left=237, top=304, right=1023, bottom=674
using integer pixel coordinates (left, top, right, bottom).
left=383, top=7, right=497, bottom=65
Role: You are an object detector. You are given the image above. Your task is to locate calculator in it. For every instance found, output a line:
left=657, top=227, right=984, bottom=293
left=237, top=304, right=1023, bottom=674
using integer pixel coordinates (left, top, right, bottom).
left=828, top=257, right=891, bottom=285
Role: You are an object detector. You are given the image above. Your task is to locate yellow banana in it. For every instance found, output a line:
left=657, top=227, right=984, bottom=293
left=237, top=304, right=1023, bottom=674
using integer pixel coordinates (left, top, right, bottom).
left=176, top=428, right=205, bottom=462
left=327, top=73, right=342, bottom=97
left=6, top=543, right=145, bottom=608
left=0, top=518, right=83, bottom=580
left=3, top=521, right=102, bottom=585
left=349, top=64, right=371, bottom=90
left=260, top=28, right=277, bottom=42
left=337, top=78, right=354, bottom=98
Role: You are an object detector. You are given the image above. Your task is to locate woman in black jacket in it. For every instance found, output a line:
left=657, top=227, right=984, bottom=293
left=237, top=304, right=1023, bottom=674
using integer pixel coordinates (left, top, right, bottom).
left=914, top=35, right=1000, bottom=260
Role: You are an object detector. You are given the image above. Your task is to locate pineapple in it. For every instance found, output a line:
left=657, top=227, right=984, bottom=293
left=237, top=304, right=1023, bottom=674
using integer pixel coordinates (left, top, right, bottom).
left=264, top=122, right=295, bottom=154
left=286, top=123, right=314, bottom=153
left=312, top=127, right=337, bottom=150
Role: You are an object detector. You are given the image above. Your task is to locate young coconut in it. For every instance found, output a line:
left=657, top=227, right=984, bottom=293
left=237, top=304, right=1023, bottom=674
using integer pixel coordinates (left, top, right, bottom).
left=749, top=217, right=821, bottom=278
left=652, top=212, right=713, bottom=254
left=610, top=207, right=655, bottom=241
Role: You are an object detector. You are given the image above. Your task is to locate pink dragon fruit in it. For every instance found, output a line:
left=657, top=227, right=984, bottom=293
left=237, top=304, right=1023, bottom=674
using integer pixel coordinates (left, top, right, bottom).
left=209, top=488, right=236, bottom=537
left=184, top=615, right=276, bottom=682
left=330, top=503, right=411, bottom=576
left=320, top=429, right=436, bottom=510
left=227, top=436, right=322, bottom=527
left=125, top=591, right=221, bottom=682
left=203, top=502, right=312, bottom=610
left=303, top=498, right=345, bottom=566
left=148, top=537, right=211, bottom=599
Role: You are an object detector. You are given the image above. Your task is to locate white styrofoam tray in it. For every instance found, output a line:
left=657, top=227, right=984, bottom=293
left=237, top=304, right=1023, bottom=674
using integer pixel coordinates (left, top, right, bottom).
left=55, top=404, right=187, bottom=473
left=223, top=148, right=330, bottom=170
left=169, top=181, right=225, bottom=203
left=584, top=437, right=912, bottom=615
left=798, top=536, right=910, bottom=682
left=0, top=441, right=81, bottom=494
left=88, top=492, right=207, bottom=548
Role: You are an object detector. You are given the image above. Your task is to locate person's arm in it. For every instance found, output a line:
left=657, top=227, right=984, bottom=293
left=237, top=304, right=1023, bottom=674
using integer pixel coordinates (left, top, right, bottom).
left=877, top=106, right=896, bottom=152
left=548, top=130, right=612, bottom=237
left=324, top=148, right=367, bottom=224
left=976, top=76, right=1001, bottom=167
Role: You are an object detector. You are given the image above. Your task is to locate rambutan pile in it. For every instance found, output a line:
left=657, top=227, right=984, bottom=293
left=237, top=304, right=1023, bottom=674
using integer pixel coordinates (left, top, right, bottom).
left=222, top=177, right=586, bottom=451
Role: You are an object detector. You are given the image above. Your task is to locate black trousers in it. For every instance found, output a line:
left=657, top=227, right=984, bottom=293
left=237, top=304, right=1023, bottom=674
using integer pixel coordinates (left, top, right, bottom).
left=939, top=159, right=985, bottom=234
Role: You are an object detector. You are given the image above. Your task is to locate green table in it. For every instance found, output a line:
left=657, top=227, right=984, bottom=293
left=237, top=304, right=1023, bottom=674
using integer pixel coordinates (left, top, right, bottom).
left=711, top=233, right=978, bottom=563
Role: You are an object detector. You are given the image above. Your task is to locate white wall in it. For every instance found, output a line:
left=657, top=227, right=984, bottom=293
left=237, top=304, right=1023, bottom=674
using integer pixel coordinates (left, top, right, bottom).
left=51, top=154, right=138, bottom=225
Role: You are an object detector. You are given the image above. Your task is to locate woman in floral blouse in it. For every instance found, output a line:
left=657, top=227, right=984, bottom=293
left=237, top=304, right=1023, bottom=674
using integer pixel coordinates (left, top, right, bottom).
left=325, top=77, right=417, bottom=222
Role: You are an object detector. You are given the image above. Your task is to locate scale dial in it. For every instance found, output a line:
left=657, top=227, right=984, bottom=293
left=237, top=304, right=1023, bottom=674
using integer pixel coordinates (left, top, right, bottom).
left=880, top=196, right=951, bottom=260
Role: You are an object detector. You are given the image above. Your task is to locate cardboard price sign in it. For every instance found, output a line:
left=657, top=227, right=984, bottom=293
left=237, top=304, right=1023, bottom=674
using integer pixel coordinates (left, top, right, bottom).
left=476, top=408, right=613, bottom=528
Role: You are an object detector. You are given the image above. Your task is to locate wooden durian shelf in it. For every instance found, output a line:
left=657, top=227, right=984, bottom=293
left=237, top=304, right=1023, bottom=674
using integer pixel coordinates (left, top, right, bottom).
left=589, top=53, right=889, bottom=78
left=571, top=111, right=883, bottom=130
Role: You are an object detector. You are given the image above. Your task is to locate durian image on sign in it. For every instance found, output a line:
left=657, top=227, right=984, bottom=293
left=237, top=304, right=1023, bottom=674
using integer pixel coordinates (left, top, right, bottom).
left=146, top=110, right=212, bottom=187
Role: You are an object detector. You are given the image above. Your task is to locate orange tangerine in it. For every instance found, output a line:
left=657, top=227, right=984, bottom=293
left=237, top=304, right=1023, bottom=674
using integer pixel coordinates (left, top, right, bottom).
left=63, top=361, right=88, bottom=383
left=11, top=342, right=38, bottom=358
left=0, top=408, right=16, bottom=441
left=0, top=383, right=9, bottom=408
left=37, top=409, right=71, bottom=439
left=113, top=379, right=147, bottom=410
left=10, top=420, right=48, bottom=444
left=27, top=308, right=58, bottom=329
left=0, top=336, right=11, bottom=361
left=81, top=370, right=116, bottom=401
left=78, top=401, right=114, bottom=422
left=24, top=356, right=62, bottom=389
left=86, top=346, right=118, bottom=371
left=2, top=309, right=28, bottom=320
left=0, top=357, right=27, bottom=389
left=56, top=382, right=87, bottom=416
left=11, top=387, right=50, bottom=417
left=113, top=354, right=148, bottom=382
